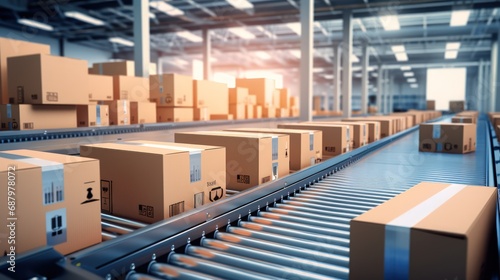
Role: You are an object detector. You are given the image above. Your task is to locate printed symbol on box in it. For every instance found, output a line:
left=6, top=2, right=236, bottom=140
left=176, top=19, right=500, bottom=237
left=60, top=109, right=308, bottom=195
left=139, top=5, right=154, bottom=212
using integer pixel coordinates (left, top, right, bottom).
left=139, top=205, right=154, bottom=218
left=209, top=187, right=224, bottom=202
left=100, top=180, right=112, bottom=212
left=166, top=96, right=172, bottom=103
left=46, top=92, right=57, bottom=101
left=194, top=192, right=204, bottom=207
left=11, top=121, right=18, bottom=130
left=81, top=187, right=99, bottom=204
left=46, top=208, right=67, bottom=246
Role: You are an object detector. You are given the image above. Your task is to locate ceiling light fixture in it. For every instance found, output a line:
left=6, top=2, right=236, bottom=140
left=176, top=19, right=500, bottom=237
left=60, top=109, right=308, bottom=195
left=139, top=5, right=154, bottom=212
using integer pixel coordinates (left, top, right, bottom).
left=400, top=66, right=412, bottom=71
left=226, top=0, right=253, bottom=10
left=286, top=22, right=301, bottom=36
left=228, top=27, right=255, bottom=39
left=18, top=19, right=54, bottom=31
left=450, top=10, right=470, bottom=26
left=109, top=37, right=134, bottom=47
left=64, top=11, right=105, bottom=26
left=380, top=15, right=400, bottom=31
left=177, top=31, right=203, bottom=42
left=407, top=78, right=417, bottom=83
left=255, top=51, right=271, bottom=60
left=149, top=1, right=184, bottom=17
left=403, top=72, right=414, bottom=77
left=290, top=50, right=301, bottom=58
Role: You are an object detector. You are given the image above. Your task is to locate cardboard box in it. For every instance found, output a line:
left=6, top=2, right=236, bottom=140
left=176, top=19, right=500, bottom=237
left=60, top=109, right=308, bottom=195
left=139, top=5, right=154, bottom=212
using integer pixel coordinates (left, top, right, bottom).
left=77, top=104, right=109, bottom=127
left=273, top=89, right=281, bottom=108
left=0, top=104, right=77, bottom=130
left=275, top=108, right=289, bottom=118
left=391, top=113, right=414, bottom=129
left=103, top=100, right=130, bottom=126
left=350, top=182, right=496, bottom=280
left=175, top=131, right=289, bottom=191
left=229, top=87, right=248, bottom=104
left=88, top=75, right=113, bottom=101
left=247, top=95, right=257, bottom=105
left=313, top=96, right=323, bottom=111
left=419, top=123, right=476, bottom=154
left=150, top=73, right=193, bottom=107
left=113, top=76, right=150, bottom=102
left=450, top=100, right=465, bottom=113
left=314, top=121, right=368, bottom=148
left=345, top=118, right=393, bottom=138
left=0, top=150, right=101, bottom=255
left=194, top=107, right=209, bottom=121
left=131, top=102, right=156, bottom=124
left=254, top=105, right=263, bottom=118
left=263, top=106, right=276, bottom=118
left=342, top=120, right=380, bottom=143
left=290, top=96, right=299, bottom=107
left=157, top=107, right=193, bottom=123
left=452, top=116, right=475, bottom=124
left=193, top=80, right=229, bottom=114
left=226, top=128, right=322, bottom=171
left=235, top=78, right=275, bottom=107
left=278, top=123, right=350, bottom=157
left=289, top=107, right=299, bottom=117
left=210, top=114, right=234, bottom=120
left=0, top=38, right=50, bottom=104
left=229, top=104, right=245, bottom=120
left=80, top=141, right=225, bottom=223
left=8, top=54, right=88, bottom=105
left=427, top=100, right=435, bottom=110
left=89, top=60, right=157, bottom=76
left=245, top=105, right=254, bottom=119
left=279, top=88, right=290, bottom=109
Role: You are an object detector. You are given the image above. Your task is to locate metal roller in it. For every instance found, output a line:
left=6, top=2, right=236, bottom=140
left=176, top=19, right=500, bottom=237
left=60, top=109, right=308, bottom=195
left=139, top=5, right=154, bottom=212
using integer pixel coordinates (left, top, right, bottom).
left=101, top=221, right=134, bottom=235
left=148, top=262, right=223, bottom=280
left=257, top=210, right=350, bottom=228
left=299, top=189, right=393, bottom=203
left=101, top=213, right=148, bottom=229
left=281, top=199, right=367, bottom=214
left=290, top=196, right=376, bottom=210
left=294, top=192, right=384, bottom=206
left=125, top=272, right=163, bottom=280
left=273, top=204, right=360, bottom=219
left=266, top=206, right=353, bottom=223
left=101, top=231, right=117, bottom=241
left=248, top=215, right=350, bottom=236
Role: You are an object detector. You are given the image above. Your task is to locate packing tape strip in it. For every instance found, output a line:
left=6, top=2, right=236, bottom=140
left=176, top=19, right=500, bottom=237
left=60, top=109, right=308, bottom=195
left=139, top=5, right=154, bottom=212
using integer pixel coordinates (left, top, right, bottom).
left=384, top=183, right=466, bottom=279
left=6, top=104, right=11, bottom=119
left=96, top=105, right=101, bottom=126
left=432, top=124, right=441, bottom=139
left=309, top=132, right=314, bottom=151
left=272, top=136, right=278, bottom=161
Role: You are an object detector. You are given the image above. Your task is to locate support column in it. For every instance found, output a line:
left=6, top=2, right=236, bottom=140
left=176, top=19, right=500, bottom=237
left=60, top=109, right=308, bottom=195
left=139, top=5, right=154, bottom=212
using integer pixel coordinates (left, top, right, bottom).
left=490, top=33, right=499, bottom=112
left=484, top=62, right=490, bottom=113
left=342, top=10, right=353, bottom=118
left=376, top=66, right=383, bottom=115
left=133, top=0, right=149, bottom=77
left=388, top=76, right=394, bottom=114
left=333, top=44, right=341, bottom=112
left=361, top=41, right=369, bottom=115
left=299, top=0, right=313, bottom=122
left=384, top=70, right=390, bottom=114
left=477, top=60, right=484, bottom=112
left=202, top=29, right=212, bottom=80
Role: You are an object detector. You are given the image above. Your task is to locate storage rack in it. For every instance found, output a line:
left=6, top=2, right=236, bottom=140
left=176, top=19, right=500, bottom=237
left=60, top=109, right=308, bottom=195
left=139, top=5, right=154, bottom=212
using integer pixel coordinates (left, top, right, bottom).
left=0, top=114, right=497, bottom=279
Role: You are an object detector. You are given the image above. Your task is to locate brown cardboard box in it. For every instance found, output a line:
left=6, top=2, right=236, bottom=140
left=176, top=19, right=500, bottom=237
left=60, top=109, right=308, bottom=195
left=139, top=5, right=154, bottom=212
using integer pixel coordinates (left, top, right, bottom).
left=278, top=123, right=350, bottom=157
left=456, top=111, right=478, bottom=124
left=157, top=107, right=193, bottom=123
left=343, top=120, right=380, bottom=143
left=449, top=100, right=465, bottom=113
left=103, top=100, right=130, bottom=126
left=229, top=87, right=248, bottom=104
left=303, top=122, right=354, bottom=150
left=0, top=150, right=101, bottom=255
left=194, top=107, right=209, bottom=121
left=263, top=106, right=276, bottom=118
left=245, top=105, right=254, bottom=119
left=391, top=113, right=414, bottom=129
left=175, top=131, right=289, bottom=191
left=247, top=95, right=257, bottom=105
left=0, top=38, right=50, bottom=104
left=350, top=182, right=496, bottom=280
left=313, top=96, right=323, bottom=111
left=427, top=100, right=435, bottom=110
left=8, top=54, right=88, bottom=105
left=193, top=80, right=229, bottom=114
left=88, top=75, right=113, bottom=101
left=452, top=116, right=475, bottom=124
left=290, top=96, right=299, bottom=107
left=273, top=89, right=281, bottom=108
left=314, top=121, right=368, bottom=148
left=368, top=106, right=378, bottom=114
left=275, top=108, right=289, bottom=118
left=150, top=73, right=193, bottom=107
left=226, top=128, right=322, bottom=171
left=113, top=76, right=150, bottom=102
left=229, top=104, right=245, bottom=120
left=235, top=78, right=275, bottom=107
left=254, top=105, right=263, bottom=118
left=0, top=104, right=77, bottom=130
left=289, top=107, right=299, bottom=117
left=77, top=104, right=109, bottom=127
left=89, top=61, right=157, bottom=76
left=345, top=118, right=393, bottom=138
left=131, top=102, right=156, bottom=124
left=279, top=88, right=290, bottom=109
left=210, top=114, right=234, bottom=120
left=419, top=123, right=476, bottom=154
left=80, top=141, right=225, bottom=223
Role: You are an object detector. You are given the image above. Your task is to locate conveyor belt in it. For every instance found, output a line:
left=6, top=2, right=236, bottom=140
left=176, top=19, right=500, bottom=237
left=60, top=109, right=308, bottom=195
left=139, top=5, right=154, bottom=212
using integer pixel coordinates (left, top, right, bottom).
left=1, top=115, right=495, bottom=279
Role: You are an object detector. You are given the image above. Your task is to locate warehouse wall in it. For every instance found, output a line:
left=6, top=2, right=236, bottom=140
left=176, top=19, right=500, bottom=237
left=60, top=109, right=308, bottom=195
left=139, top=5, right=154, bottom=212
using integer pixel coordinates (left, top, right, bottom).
left=0, top=26, right=112, bottom=66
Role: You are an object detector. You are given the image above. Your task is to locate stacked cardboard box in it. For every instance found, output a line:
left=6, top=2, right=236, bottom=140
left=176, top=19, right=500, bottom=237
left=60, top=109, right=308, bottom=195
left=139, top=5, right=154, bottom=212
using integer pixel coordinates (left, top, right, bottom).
left=313, top=121, right=368, bottom=148
left=235, top=78, right=277, bottom=119
left=150, top=73, right=193, bottom=123
left=419, top=122, right=476, bottom=154
left=427, top=100, right=436, bottom=110
left=175, top=131, right=289, bottom=191
left=350, top=181, right=496, bottom=279
left=80, top=141, right=226, bottom=223
left=289, top=96, right=299, bottom=117
left=77, top=104, right=109, bottom=127
left=1, top=104, right=77, bottom=130
left=193, top=79, right=229, bottom=120
left=89, top=60, right=157, bottom=76
left=0, top=150, right=101, bottom=255
left=449, top=100, right=465, bottom=113
left=229, top=87, right=248, bottom=120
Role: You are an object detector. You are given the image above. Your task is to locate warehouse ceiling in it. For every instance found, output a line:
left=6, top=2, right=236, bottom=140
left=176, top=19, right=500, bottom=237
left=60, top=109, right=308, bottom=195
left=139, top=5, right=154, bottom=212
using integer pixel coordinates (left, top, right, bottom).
left=0, top=0, right=499, bottom=83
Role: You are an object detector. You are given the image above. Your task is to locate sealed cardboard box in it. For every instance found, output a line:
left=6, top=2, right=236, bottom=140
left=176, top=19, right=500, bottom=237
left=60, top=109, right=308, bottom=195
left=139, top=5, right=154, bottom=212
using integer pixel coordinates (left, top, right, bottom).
left=313, top=96, right=323, bottom=111
left=150, top=73, right=193, bottom=107
left=419, top=123, right=476, bottom=154
left=245, top=105, right=254, bottom=119
left=0, top=150, right=101, bottom=255
left=88, top=74, right=113, bottom=101
left=254, top=105, right=263, bottom=118
left=350, top=182, right=496, bottom=280
left=290, top=96, right=299, bottom=107
left=235, top=78, right=275, bottom=107
left=342, top=120, right=380, bottom=143
left=103, top=100, right=130, bottom=126
left=314, top=121, right=368, bottom=148
left=0, top=104, right=76, bottom=130
left=175, top=131, right=289, bottom=191
left=289, top=107, right=299, bottom=117
left=345, top=117, right=393, bottom=138
left=130, top=102, right=156, bottom=124
left=0, top=38, right=50, bottom=104
left=157, top=107, right=193, bottom=123
left=229, top=104, right=245, bottom=120
left=90, top=60, right=156, bottom=76
left=229, top=87, right=248, bottom=104
left=113, top=76, right=150, bottom=102
left=450, top=100, right=465, bottom=113
left=452, top=116, right=475, bottom=124
left=8, top=54, right=88, bottom=105
left=279, top=88, right=290, bottom=109
left=278, top=123, right=350, bottom=157
left=226, top=128, right=322, bottom=171
left=193, top=80, right=229, bottom=114
left=247, top=95, right=257, bottom=105
left=210, top=114, right=234, bottom=120
left=80, top=141, right=225, bottom=223
left=77, top=104, right=109, bottom=127
left=427, top=100, right=435, bottom=110
left=263, top=106, right=276, bottom=118
left=303, top=122, right=354, bottom=150
left=273, top=89, right=281, bottom=108
left=194, top=107, right=209, bottom=121
left=391, top=113, right=414, bottom=129
left=275, top=108, right=289, bottom=118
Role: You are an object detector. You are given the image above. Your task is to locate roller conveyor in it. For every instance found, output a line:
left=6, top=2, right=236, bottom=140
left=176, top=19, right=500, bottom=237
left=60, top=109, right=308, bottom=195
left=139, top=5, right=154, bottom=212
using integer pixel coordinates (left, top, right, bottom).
left=0, top=115, right=497, bottom=279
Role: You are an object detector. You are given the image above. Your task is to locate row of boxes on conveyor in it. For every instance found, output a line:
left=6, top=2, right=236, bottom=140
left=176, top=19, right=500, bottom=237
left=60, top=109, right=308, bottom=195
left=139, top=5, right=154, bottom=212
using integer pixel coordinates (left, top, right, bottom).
left=0, top=108, right=443, bottom=257
left=0, top=37, right=299, bottom=131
